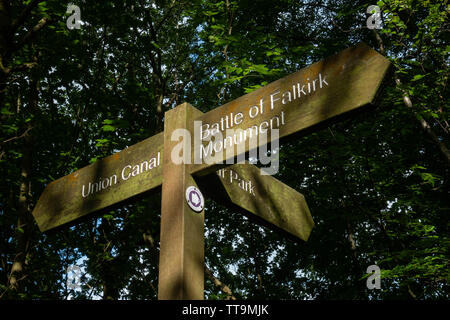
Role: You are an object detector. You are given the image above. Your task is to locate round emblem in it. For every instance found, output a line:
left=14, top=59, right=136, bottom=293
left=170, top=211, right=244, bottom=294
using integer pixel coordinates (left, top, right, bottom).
left=185, top=186, right=204, bottom=213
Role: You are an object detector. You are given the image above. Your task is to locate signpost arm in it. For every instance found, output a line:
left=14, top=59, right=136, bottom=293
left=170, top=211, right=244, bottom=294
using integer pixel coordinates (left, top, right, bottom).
left=158, top=103, right=205, bottom=300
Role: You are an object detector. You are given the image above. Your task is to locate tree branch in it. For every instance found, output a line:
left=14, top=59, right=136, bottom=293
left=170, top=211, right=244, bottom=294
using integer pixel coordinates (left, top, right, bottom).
left=10, top=0, right=45, bottom=34
left=205, top=265, right=237, bottom=300
left=3, top=61, right=37, bottom=76
left=14, top=16, right=50, bottom=52
left=1, top=126, right=33, bottom=145
left=395, top=77, right=450, bottom=166
left=373, top=29, right=450, bottom=167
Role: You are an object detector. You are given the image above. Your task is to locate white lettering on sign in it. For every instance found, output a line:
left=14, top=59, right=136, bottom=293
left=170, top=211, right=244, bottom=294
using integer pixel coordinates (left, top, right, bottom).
left=217, top=168, right=256, bottom=196
left=270, top=73, right=328, bottom=110
left=200, top=112, right=245, bottom=138
left=193, top=72, right=329, bottom=172
left=199, top=72, right=328, bottom=142
left=198, top=112, right=285, bottom=163
left=81, top=151, right=161, bottom=198
left=81, top=175, right=118, bottom=198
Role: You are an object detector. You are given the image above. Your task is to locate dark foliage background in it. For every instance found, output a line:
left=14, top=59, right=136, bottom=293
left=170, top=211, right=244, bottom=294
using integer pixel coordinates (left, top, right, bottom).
left=0, top=0, right=448, bottom=299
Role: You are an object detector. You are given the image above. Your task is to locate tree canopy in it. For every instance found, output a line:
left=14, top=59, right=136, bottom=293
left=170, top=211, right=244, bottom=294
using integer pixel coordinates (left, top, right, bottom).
left=0, top=0, right=448, bottom=300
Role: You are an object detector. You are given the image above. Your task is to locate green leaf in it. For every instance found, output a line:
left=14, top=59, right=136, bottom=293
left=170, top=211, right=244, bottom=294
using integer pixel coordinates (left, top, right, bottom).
left=102, top=125, right=116, bottom=132
left=204, top=11, right=219, bottom=16
left=412, top=74, right=426, bottom=81
left=95, top=138, right=110, bottom=147
left=103, top=214, right=114, bottom=220
left=251, top=64, right=270, bottom=75
left=1, top=108, right=14, bottom=115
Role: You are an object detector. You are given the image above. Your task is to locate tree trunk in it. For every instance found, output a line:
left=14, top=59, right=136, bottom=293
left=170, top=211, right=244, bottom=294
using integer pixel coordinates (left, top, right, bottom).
left=8, top=133, right=33, bottom=292
left=98, top=218, right=120, bottom=300
left=0, top=0, right=11, bottom=95
left=8, top=79, right=37, bottom=293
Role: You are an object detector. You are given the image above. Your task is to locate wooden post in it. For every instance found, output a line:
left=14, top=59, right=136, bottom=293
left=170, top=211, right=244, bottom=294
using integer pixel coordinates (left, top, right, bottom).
left=158, top=103, right=205, bottom=300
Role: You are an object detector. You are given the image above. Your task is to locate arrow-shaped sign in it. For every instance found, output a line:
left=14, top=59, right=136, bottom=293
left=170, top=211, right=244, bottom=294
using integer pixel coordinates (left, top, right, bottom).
left=32, top=132, right=164, bottom=232
left=198, top=163, right=314, bottom=241
left=191, top=42, right=391, bottom=175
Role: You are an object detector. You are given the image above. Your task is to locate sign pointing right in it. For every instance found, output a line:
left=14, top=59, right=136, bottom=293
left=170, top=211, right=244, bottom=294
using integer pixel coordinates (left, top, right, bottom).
left=198, top=163, right=314, bottom=241
left=191, top=42, right=392, bottom=175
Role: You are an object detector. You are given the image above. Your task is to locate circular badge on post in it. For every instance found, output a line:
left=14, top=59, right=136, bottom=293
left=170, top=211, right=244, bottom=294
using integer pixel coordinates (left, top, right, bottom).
left=185, top=186, right=204, bottom=213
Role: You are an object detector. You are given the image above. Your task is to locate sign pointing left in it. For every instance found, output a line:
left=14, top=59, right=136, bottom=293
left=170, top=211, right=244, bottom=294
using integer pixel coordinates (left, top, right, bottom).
left=32, top=132, right=164, bottom=232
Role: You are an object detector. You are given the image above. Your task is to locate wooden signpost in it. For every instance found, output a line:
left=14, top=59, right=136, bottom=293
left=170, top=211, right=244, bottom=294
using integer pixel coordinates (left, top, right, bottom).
left=31, top=43, right=391, bottom=299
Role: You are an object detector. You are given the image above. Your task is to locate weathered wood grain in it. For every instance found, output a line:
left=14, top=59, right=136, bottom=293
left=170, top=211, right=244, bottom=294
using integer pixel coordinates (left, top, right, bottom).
left=32, top=132, right=163, bottom=232
left=199, top=163, right=314, bottom=241
left=158, top=103, right=205, bottom=300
